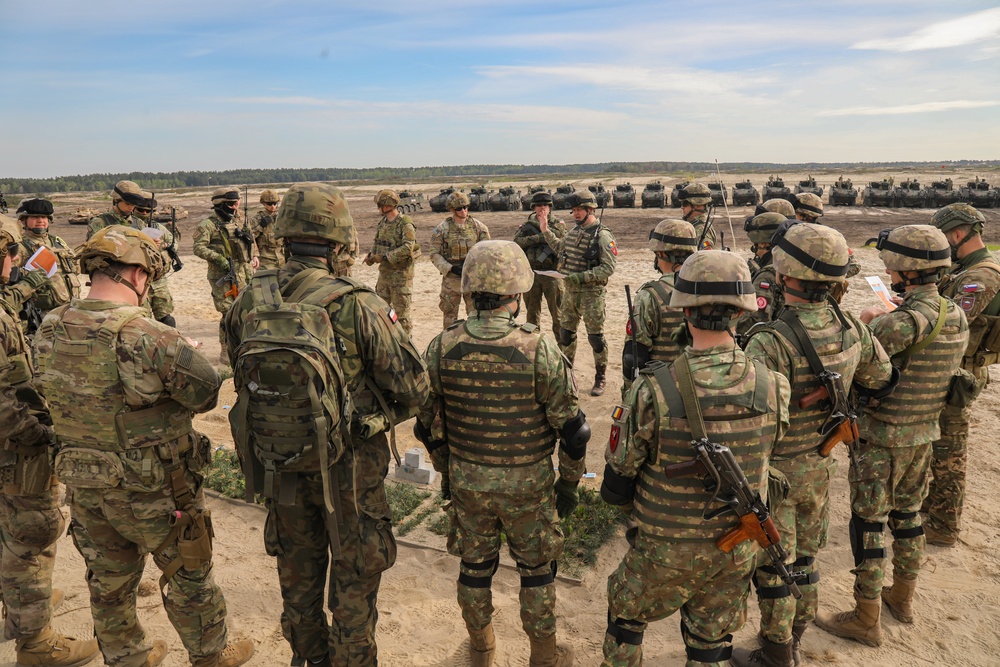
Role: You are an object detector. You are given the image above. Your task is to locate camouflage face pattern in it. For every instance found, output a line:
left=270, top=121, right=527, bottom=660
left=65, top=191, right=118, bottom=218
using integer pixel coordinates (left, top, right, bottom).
left=16, top=197, right=54, bottom=221
left=112, top=180, right=145, bottom=205
left=571, top=190, right=598, bottom=209
left=275, top=182, right=355, bottom=246
left=1, top=213, right=22, bottom=247
left=670, top=250, right=756, bottom=310
left=745, top=212, right=786, bottom=245
left=447, top=192, right=471, bottom=210
left=794, top=192, right=824, bottom=218
left=648, top=219, right=698, bottom=253
left=260, top=189, right=280, bottom=204
left=77, top=225, right=168, bottom=280
left=680, top=182, right=713, bottom=205
left=773, top=222, right=850, bottom=282
left=879, top=224, right=951, bottom=271
left=461, top=240, right=534, bottom=295
left=931, top=202, right=986, bottom=233
left=762, top=198, right=796, bottom=217
left=374, top=189, right=400, bottom=208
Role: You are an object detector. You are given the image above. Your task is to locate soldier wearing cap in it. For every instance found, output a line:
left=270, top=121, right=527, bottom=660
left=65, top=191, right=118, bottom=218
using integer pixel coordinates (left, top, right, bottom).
left=133, top=191, right=179, bottom=327
left=601, top=250, right=790, bottom=667
left=192, top=188, right=259, bottom=363
left=558, top=189, right=617, bottom=396
left=816, top=225, right=967, bottom=647
left=680, top=183, right=717, bottom=250
left=365, top=189, right=419, bottom=334
left=735, top=224, right=893, bottom=667
left=514, top=190, right=567, bottom=337
left=14, top=197, right=81, bottom=333
left=88, top=179, right=146, bottom=240
left=735, top=212, right=786, bottom=341
left=926, top=203, right=1000, bottom=546
left=430, top=191, right=491, bottom=328
left=417, top=240, right=588, bottom=667
left=251, top=189, right=285, bottom=270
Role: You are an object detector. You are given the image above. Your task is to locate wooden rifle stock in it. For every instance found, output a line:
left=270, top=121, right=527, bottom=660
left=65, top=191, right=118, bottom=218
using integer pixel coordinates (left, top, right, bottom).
left=798, top=385, right=829, bottom=409
left=717, top=512, right=781, bottom=553
left=818, top=418, right=859, bottom=458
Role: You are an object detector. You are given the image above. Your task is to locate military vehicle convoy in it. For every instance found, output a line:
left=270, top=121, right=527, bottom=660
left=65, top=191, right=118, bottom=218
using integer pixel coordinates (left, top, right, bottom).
left=731, top=180, right=759, bottom=206
left=763, top=175, right=793, bottom=202
left=395, top=191, right=425, bottom=213
left=429, top=187, right=456, bottom=213
left=929, top=178, right=963, bottom=208
left=521, top=185, right=548, bottom=211
left=553, top=184, right=577, bottom=210
left=863, top=179, right=896, bottom=207
left=488, top=186, right=521, bottom=212
left=795, top=175, right=823, bottom=197
left=588, top=183, right=611, bottom=208
left=670, top=180, right=691, bottom=208
left=829, top=177, right=859, bottom=206
left=962, top=178, right=998, bottom=208
left=895, top=179, right=928, bottom=208
left=152, top=205, right=189, bottom=222
left=613, top=183, right=636, bottom=208
left=708, top=182, right=727, bottom=207
left=641, top=181, right=666, bottom=208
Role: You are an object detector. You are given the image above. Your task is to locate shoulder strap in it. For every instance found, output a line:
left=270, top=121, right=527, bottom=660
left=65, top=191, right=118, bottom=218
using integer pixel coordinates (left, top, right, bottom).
left=776, top=308, right=827, bottom=378
left=674, top=353, right=708, bottom=441
left=896, top=297, right=948, bottom=359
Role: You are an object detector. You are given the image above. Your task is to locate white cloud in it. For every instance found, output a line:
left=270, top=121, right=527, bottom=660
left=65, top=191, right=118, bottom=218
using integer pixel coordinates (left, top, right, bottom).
left=818, top=100, right=1000, bottom=116
left=852, top=7, right=1000, bottom=52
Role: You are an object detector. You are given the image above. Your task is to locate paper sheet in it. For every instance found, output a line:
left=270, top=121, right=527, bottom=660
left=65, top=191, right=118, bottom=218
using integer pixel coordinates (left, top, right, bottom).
left=24, top=246, right=58, bottom=277
left=866, top=276, right=898, bottom=311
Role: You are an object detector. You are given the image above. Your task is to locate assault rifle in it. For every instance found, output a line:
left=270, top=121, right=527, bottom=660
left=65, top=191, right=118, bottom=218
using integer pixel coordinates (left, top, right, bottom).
left=624, top=284, right=639, bottom=381
left=215, top=265, right=239, bottom=299
left=798, top=370, right=861, bottom=464
left=22, top=299, right=44, bottom=336
left=166, top=207, right=184, bottom=272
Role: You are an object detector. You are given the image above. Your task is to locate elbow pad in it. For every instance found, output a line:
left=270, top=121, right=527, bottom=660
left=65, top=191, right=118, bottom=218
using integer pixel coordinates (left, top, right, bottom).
left=601, top=463, right=636, bottom=506
left=559, top=411, right=590, bottom=460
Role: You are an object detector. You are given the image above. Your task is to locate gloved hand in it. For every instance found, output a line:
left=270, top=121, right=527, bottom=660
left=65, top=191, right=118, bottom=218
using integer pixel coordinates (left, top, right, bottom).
left=216, top=258, right=231, bottom=271
left=449, top=264, right=463, bottom=277
left=553, top=477, right=580, bottom=519
left=352, top=412, right=389, bottom=440
left=565, top=272, right=585, bottom=286
left=440, top=473, right=451, bottom=501
left=18, top=269, right=49, bottom=290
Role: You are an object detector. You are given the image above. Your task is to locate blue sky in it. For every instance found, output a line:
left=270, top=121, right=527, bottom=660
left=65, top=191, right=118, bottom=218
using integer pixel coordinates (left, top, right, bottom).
left=3, top=0, right=999, bottom=178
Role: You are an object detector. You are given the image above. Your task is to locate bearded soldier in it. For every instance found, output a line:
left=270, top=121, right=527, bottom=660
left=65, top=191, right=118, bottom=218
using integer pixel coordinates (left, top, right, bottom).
left=365, top=189, right=419, bottom=334
left=430, top=191, right=491, bottom=328
left=133, top=191, right=178, bottom=327
left=816, top=225, right=967, bottom=646
left=251, top=189, right=285, bottom=270
left=734, top=212, right=785, bottom=341
left=679, top=183, right=716, bottom=250
left=88, top=179, right=146, bottom=240
left=514, top=190, right=566, bottom=337
left=14, top=197, right=81, bottom=333
left=417, top=240, right=588, bottom=667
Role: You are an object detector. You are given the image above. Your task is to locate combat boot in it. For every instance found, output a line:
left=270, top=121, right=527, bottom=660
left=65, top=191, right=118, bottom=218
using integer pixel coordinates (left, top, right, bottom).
left=790, top=623, right=807, bottom=666
left=190, top=639, right=254, bottom=667
left=528, top=634, right=574, bottom=667
left=923, top=523, right=958, bottom=547
left=14, top=625, right=99, bottom=667
left=142, top=640, right=168, bottom=667
left=50, top=589, right=64, bottom=611
left=882, top=573, right=917, bottom=624
left=468, top=624, right=496, bottom=667
left=814, top=595, right=883, bottom=647
left=731, top=635, right=794, bottom=667
left=591, top=366, right=607, bottom=396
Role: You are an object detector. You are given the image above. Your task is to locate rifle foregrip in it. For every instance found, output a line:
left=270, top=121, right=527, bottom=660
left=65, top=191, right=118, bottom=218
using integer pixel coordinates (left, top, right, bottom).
left=817, top=420, right=859, bottom=458
left=798, top=386, right=829, bottom=409
left=760, top=515, right=781, bottom=546
left=663, top=459, right=708, bottom=479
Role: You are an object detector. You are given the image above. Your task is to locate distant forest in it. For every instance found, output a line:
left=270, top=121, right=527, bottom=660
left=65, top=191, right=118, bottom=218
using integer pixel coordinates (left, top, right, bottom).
left=3, top=160, right=997, bottom=194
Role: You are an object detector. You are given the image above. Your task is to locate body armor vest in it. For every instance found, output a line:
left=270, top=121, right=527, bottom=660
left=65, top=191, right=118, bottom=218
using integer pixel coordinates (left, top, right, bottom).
left=373, top=214, right=416, bottom=269
left=941, top=258, right=1000, bottom=368
left=20, top=234, right=79, bottom=310
left=639, top=277, right=684, bottom=364
left=561, top=221, right=603, bottom=274
left=441, top=218, right=485, bottom=265
left=438, top=322, right=555, bottom=467
left=516, top=216, right=561, bottom=271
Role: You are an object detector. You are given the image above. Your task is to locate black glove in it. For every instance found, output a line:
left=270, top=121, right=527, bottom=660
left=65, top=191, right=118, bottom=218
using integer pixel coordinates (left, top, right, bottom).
left=449, top=264, right=462, bottom=277
left=440, top=473, right=451, bottom=501
left=553, top=477, right=580, bottom=519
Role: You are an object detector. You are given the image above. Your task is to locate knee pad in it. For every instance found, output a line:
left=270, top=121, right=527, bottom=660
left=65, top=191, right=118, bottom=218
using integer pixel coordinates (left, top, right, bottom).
left=681, top=619, right=733, bottom=663
left=754, top=564, right=793, bottom=599
left=559, top=328, right=577, bottom=347
left=587, top=333, right=607, bottom=353
left=607, top=615, right=644, bottom=646
left=458, top=555, right=499, bottom=589
left=559, top=411, right=590, bottom=461
left=849, top=513, right=886, bottom=567
left=518, top=560, right=556, bottom=588
left=888, top=509, right=924, bottom=540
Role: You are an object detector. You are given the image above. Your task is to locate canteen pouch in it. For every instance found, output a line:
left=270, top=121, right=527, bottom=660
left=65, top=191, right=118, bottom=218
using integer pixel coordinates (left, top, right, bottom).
left=946, top=368, right=982, bottom=409
left=118, top=447, right=166, bottom=493
left=54, top=448, right=124, bottom=489
left=177, top=509, right=215, bottom=571
left=15, top=452, right=56, bottom=496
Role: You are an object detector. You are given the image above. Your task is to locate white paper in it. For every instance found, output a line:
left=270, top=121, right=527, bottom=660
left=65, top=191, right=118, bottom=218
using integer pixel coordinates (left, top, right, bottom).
left=24, top=247, right=58, bottom=277
left=141, top=226, right=165, bottom=240
left=534, top=270, right=564, bottom=279
left=866, top=276, right=898, bottom=311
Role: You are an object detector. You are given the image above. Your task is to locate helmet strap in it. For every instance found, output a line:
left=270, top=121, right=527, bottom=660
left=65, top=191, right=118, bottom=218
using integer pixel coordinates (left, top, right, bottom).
left=100, top=267, right=149, bottom=302
left=951, top=228, right=980, bottom=260
left=777, top=275, right=831, bottom=303
left=890, top=269, right=941, bottom=295
left=685, top=305, right=739, bottom=332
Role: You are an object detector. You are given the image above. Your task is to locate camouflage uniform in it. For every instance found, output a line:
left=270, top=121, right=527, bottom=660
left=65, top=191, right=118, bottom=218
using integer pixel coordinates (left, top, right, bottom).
left=680, top=183, right=717, bottom=250
left=513, top=211, right=566, bottom=337
left=250, top=209, right=285, bottom=270
left=688, top=213, right=716, bottom=251
left=331, top=235, right=358, bottom=278
left=369, top=210, right=419, bottom=334
left=735, top=212, right=786, bottom=342
left=88, top=207, right=140, bottom=241
left=430, top=207, right=491, bottom=328
left=16, top=230, right=81, bottom=323
left=134, top=197, right=177, bottom=324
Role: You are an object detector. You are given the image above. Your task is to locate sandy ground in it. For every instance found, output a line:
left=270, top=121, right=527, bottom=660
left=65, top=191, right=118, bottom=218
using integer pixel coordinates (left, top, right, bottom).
left=4, top=172, right=1000, bottom=666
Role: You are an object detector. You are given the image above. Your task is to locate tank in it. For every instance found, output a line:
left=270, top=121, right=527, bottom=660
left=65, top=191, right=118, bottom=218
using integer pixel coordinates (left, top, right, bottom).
left=762, top=175, right=793, bottom=203
left=863, top=179, right=896, bottom=207
left=613, top=183, right=636, bottom=208
left=961, top=178, right=998, bottom=209
left=829, top=177, right=858, bottom=206
left=794, top=175, right=824, bottom=197
left=708, top=182, right=728, bottom=207
left=588, top=183, right=611, bottom=208
left=429, top=187, right=456, bottom=213
left=894, top=179, right=929, bottom=208
left=929, top=178, right=963, bottom=208
left=68, top=207, right=100, bottom=225
left=521, top=185, right=548, bottom=211
left=552, top=184, right=577, bottom=210
left=152, top=205, right=189, bottom=222
left=670, top=180, right=691, bottom=208
left=488, top=186, right=521, bottom=212
left=641, top=181, right=666, bottom=209
left=731, top=180, right=759, bottom=206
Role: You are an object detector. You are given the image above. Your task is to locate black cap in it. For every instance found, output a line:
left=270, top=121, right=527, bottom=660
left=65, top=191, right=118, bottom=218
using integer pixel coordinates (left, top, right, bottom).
left=17, top=197, right=54, bottom=218
left=531, top=191, right=553, bottom=206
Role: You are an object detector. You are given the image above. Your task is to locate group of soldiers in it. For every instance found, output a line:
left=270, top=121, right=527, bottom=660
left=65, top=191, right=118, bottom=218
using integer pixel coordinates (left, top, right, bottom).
left=0, top=173, right=994, bottom=667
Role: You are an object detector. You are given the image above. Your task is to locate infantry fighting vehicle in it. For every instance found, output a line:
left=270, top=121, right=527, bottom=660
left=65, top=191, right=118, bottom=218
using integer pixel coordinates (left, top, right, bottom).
left=588, top=183, right=611, bottom=208
left=68, top=207, right=100, bottom=225
left=731, top=180, right=759, bottom=206
left=394, top=191, right=425, bottom=213
left=895, top=179, right=928, bottom=208
left=429, top=187, right=456, bottom=213
left=613, top=183, right=636, bottom=208
left=488, top=186, right=521, bottom=212
left=863, top=179, right=896, bottom=207
left=521, top=185, right=548, bottom=211
left=794, top=175, right=824, bottom=197
left=552, top=184, right=577, bottom=210
left=468, top=186, right=492, bottom=212
left=152, top=205, right=189, bottom=222
left=962, top=178, right=998, bottom=208
left=708, top=182, right=728, bottom=207
left=763, top=175, right=793, bottom=203
left=641, top=181, right=666, bottom=208
left=929, top=178, right=963, bottom=208
left=670, top=180, right=691, bottom=208
left=829, top=177, right=858, bottom=206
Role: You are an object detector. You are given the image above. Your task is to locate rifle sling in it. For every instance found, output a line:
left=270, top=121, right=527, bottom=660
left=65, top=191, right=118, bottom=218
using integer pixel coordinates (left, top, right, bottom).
left=673, top=353, right=708, bottom=442
left=895, top=297, right=948, bottom=360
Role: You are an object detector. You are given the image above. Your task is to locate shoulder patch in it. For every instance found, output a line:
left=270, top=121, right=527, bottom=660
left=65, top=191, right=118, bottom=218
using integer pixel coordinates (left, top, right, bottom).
left=756, top=296, right=769, bottom=310
left=960, top=295, right=976, bottom=312
left=759, top=281, right=770, bottom=290
left=607, top=240, right=618, bottom=256
left=963, top=284, right=981, bottom=293
left=387, top=307, right=398, bottom=324
left=608, top=405, right=630, bottom=454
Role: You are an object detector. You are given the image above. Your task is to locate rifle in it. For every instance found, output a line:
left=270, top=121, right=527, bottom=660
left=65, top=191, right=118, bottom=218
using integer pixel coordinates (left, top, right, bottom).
left=22, top=299, right=44, bottom=336
left=234, top=186, right=255, bottom=262
left=166, top=207, right=184, bottom=272
left=624, top=284, right=639, bottom=381
left=215, top=266, right=239, bottom=299
left=798, top=370, right=861, bottom=462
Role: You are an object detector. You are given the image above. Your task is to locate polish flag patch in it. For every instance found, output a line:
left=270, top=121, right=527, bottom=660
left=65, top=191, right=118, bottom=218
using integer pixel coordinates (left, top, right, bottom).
left=388, top=307, right=398, bottom=323
left=759, top=281, right=770, bottom=290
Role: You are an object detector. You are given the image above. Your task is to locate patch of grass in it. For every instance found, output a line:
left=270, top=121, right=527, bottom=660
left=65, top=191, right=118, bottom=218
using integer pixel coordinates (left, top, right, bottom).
left=203, top=448, right=249, bottom=501
left=397, top=498, right=444, bottom=537
left=987, top=244, right=1000, bottom=252
left=386, top=481, right=430, bottom=523
left=428, top=509, right=450, bottom=536
left=558, top=487, right=627, bottom=578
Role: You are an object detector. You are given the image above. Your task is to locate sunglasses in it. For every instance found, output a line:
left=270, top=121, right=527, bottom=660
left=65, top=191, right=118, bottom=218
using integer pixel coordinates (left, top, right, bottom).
left=136, top=208, right=152, bottom=214
left=453, top=206, right=469, bottom=211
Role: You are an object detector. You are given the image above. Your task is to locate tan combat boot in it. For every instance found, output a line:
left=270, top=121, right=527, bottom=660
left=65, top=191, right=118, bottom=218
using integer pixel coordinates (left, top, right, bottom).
left=142, top=640, right=169, bottom=667
left=190, top=639, right=254, bottom=667
left=731, top=634, right=794, bottom=667
left=591, top=365, right=607, bottom=396
left=882, top=573, right=917, bottom=624
left=14, top=625, right=99, bottom=667
left=528, top=634, right=574, bottom=667
left=814, top=595, right=883, bottom=647
left=923, top=523, right=958, bottom=547
left=50, top=589, right=64, bottom=611
left=468, top=624, right=496, bottom=667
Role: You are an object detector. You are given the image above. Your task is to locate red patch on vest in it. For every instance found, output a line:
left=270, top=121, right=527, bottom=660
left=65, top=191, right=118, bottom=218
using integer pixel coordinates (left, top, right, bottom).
left=759, top=281, right=770, bottom=290
left=757, top=296, right=768, bottom=310
left=625, top=319, right=633, bottom=336
left=608, top=240, right=618, bottom=256
left=388, top=307, right=398, bottom=323
left=609, top=425, right=621, bottom=452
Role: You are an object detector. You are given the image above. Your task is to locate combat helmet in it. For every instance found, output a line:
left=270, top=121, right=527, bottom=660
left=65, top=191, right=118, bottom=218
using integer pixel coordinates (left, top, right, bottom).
left=260, top=189, right=280, bottom=205
left=931, top=203, right=985, bottom=234
left=461, top=240, right=534, bottom=295
left=876, top=225, right=951, bottom=272
left=761, top=198, right=795, bottom=218
left=648, top=219, right=698, bottom=260
left=112, top=180, right=145, bottom=206
left=670, top=250, right=756, bottom=315
left=275, top=182, right=354, bottom=246
left=16, top=197, right=54, bottom=221
left=211, top=187, right=240, bottom=206
left=531, top=191, right=553, bottom=206
left=1, top=214, right=22, bottom=248
left=570, top=190, right=598, bottom=209
left=78, top=226, right=167, bottom=281
left=794, top=193, right=824, bottom=219
left=374, top=189, right=400, bottom=208
left=679, top=182, right=713, bottom=206
left=447, top=192, right=471, bottom=210
left=772, top=222, right=850, bottom=284
left=744, top=212, right=786, bottom=245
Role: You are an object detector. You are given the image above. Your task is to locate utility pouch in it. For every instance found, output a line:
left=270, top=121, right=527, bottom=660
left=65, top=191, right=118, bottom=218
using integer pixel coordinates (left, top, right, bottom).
left=54, top=448, right=124, bottom=489
left=177, top=509, right=214, bottom=571
left=979, top=314, right=1000, bottom=354
left=14, top=451, right=56, bottom=496
left=946, top=368, right=982, bottom=409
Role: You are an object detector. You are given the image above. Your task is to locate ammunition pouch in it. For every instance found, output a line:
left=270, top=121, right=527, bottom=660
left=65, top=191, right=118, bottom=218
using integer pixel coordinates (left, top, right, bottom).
left=54, top=447, right=125, bottom=489
left=1, top=446, right=56, bottom=497
left=946, top=368, right=982, bottom=408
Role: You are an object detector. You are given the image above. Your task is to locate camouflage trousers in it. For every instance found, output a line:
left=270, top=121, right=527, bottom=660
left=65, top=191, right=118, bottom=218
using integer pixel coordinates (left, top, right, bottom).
left=148, top=276, right=174, bottom=321
left=69, top=469, right=228, bottom=667
left=375, top=271, right=414, bottom=335
left=265, top=435, right=397, bottom=667
left=439, top=273, right=474, bottom=329
left=849, top=440, right=931, bottom=600
left=0, top=484, right=65, bottom=640
left=447, top=486, right=564, bottom=639
left=559, top=286, right=608, bottom=369
left=525, top=274, right=563, bottom=338
left=753, top=456, right=833, bottom=644
left=208, top=263, right=252, bottom=360
left=603, top=534, right=754, bottom=667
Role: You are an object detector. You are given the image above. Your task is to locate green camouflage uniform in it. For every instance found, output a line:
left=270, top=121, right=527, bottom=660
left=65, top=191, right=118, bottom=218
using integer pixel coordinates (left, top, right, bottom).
left=430, top=216, right=491, bottom=328
left=250, top=209, right=286, bottom=270
left=513, top=213, right=566, bottom=337
left=852, top=285, right=968, bottom=600
left=370, top=211, right=419, bottom=334
left=34, top=299, right=230, bottom=667
left=224, top=255, right=428, bottom=667
left=87, top=208, right=139, bottom=241
left=743, top=302, right=892, bottom=643
left=928, top=247, right=1000, bottom=539
left=689, top=213, right=717, bottom=251
left=558, top=218, right=617, bottom=367
left=418, top=310, right=583, bottom=641
left=603, top=345, right=790, bottom=667
left=16, top=230, right=81, bottom=328
left=622, top=272, right=685, bottom=397
left=736, top=256, right=780, bottom=341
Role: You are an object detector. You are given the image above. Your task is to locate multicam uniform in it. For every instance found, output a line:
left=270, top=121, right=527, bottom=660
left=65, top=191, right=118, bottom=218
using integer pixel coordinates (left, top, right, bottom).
left=370, top=211, right=419, bottom=334
left=513, top=212, right=566, bottom=337
left=430, top=215, right=490, bottom=328
left=558, top=218, right=617, bottom=368
left=331, top=235, right=359, bottom=278
left=16, top=230, right=80, bottom=325
left=88, top=208, right=139, bottom=241
left=250, top=209, right=285, bottom=270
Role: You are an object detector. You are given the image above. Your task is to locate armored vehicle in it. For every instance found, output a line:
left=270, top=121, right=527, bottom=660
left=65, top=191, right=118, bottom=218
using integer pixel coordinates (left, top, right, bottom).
left=588, top=183, right=611, bottom=208
left=521, top=185, right=548, bottom=211
left=929, top=178, right=963, bottom=208
left=468, top=186, right=492, bottom=212
left=429, top=187, right=456, bottom=213
left=962, top=178, right=998, bottom=208
left=829, top=177, right=858, bottom=206
left=707, top=182, right=728, bottom=207
left=488, top=186, right=521, bottom=212
left=731, top=180, right=759, bottom=206
left=393, top=191, right=425, bottom=213
left=670, top=180, right=691, bottom=208
left=641, top=181, right=666, bottom=209
left=794, top=175, right=824, bottom=197
left=152, top=205, right=189, bottom=222
left=613, top=183, right=636, bottom=208
left=552, top=184, right=577, bottom=210
left=863, top=179, right=896, bottom=207
left=68, top=207, right=100, bottom=225
left=895, top=179, right=928, bottom=208
left=763, top=175, right=793, bottom=203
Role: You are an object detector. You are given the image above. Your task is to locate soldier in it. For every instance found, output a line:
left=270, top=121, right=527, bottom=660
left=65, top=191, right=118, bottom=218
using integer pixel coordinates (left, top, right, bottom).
left=224, top=182, right=428, bottom=667
left=88, top=179, right=146, bottom=240
left=926, top=203, right=1000, bottom=546
left=331, top=233, right=358, bottom=278
left=600, top=250, right=790, bottom=667
left=816, top=225, right=967, bottom=646
left=679, top=183, right=716, bottom=250
left=192, top=188, right=259, bottom=363
left=34, top=226, right=253, bottom=667
left=558, top=190, right=617, bottom=396
left=735, top=224, right=893, bottom=667
left=364, top=189, right=419, bottom=334
left=513, top=191, right=567, bottom=337
left=416, top=240, right=588, bottom=667
left=133, top=192, right=178, bottom=327
left=734, top=212, right=786, bottom=342
left=761, top=199, right=795, bottom=219
left=621, top=218, right=698, bottom=394
left=792, top=193, right=824, bottom=223
left=15, top=197, right=81, bottom=333
left=430, top=191, right=491, bottom=328
left=0, top=216, right=99, bottom=667
left=250, top=189, right=285, bottom=270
